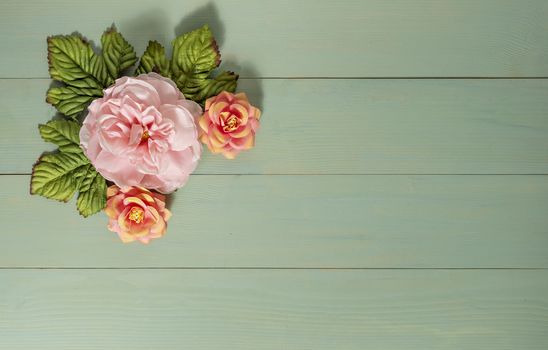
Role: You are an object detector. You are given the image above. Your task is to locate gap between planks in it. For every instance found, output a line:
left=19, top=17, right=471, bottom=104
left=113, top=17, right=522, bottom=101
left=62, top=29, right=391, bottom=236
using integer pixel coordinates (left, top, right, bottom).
left=1, top=267, right=547, bottom=270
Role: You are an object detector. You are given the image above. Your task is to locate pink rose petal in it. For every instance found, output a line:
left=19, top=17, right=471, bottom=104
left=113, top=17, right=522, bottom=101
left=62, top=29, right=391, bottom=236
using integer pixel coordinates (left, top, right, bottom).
left=80, top=73, right=202, bottom=193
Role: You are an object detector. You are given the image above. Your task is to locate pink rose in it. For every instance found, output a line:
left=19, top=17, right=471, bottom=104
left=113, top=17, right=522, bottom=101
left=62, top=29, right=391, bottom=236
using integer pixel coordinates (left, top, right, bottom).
left=198, top=91, right=261, bottom=159
left=104, top=185, right=171, bottom=244
left=80, top=73, right=202, bottom=193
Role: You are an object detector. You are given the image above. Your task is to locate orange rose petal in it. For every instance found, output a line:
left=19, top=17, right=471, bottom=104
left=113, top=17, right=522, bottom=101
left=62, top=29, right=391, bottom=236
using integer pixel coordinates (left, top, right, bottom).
left=208, top=142, right=223, bottom=154
left=118, top=220, right=130, bottom=235
left=153, top=198, right=166, bottom=213
left=104, top=206, right=118, bottom=219
left=204, top=96, right=216, bottom=111
left=234, top=92, right=248, bottom=101
left=118, top=231, right=136, bottom=243
left=235, top=100, right=251, bottom=113
left=139, top=192, right=156, bottom=205
left=149, top=218, right=166, bottom=236
left=218, top=91, right=234, bottom=102
left=202, top=137, right=215, bottom=153
left=104, top=196, right=123, bottom=218
left=106, top=185, right=120, bottom=198
left=208, top=137, right=227, bottom=150
left=235, top=99, right=251, bottom=114
left=222, top=149, right=238, bottom=159
left=107, top=219, right=120, bottom=233
left=147, top=206, right=161, bottom=222
left=119, top=211, right=148, bottom=238
left=150, top=218, right=166, bottom=235
left=210, top=101, right=229, bottom=119
left=123, top=196, right=147, bottom=209
left=229, top=134, right=254, bottom=150
left=120, top=187, right=134, bottom=194
left=117, top=207, right=131, bottom=230
left=199, top=133, right=211, bottom=146
left=163, top=208, right=172, bottom=221
left=151, top=192, right=166, bottom=203
left=232, top=104, right=249, bottom=125
left=249, top=118, right=260, bottom=133
left=252, top=107, right=261, bottom=121
left=198, top=115, right=210, bottom=132
left=210, top=128, right=229, bottom=146
left=147, top=231, right=162, bottom=239
left=229, top=125, right=252, bottom=139
left=127, top=224, right=150, bottom=238
left=138, top=186, right=151, bottom=193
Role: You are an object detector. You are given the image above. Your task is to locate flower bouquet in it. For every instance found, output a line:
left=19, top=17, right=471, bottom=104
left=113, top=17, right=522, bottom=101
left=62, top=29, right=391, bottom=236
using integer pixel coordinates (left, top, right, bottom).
left=30, top=25, right=261, bottom=244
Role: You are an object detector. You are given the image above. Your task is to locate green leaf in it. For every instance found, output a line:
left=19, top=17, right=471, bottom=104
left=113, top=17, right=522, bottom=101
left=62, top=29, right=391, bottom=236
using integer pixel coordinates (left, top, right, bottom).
left=101, top=26, right=138, bottom=82
left=31, top=152, right=90, bottom=202
left=38, top=119, right=82, bottom=153
left=47, top=35, right=109, bottom=89
left=171, top=25, right=221, bottom=96
left=135, top=40, right=171, bottom=77
left=192, top=71, right=239, bottom=103
left=77, top=166, right=107, bottom=217
left=46, top=86, right=102, bottom=119
left=31, top=139, right=108, bottom=216
left=47, top=28, right=137, bottom=119
left=37, top=27, right=130, bottom=215
left=135, top=25, right=240, bottom=104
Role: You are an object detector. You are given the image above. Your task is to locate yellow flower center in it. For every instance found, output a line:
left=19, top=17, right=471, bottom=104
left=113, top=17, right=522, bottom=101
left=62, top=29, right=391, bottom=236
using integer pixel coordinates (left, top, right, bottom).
left=221, top=114, right=241, bottom=133
left=141, top=130, right=150, bottom=142
left=128, top=207, right=144, bottom=224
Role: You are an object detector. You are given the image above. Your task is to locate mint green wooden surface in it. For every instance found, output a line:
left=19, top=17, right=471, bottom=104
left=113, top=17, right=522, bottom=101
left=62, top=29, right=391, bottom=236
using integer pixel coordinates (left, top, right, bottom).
left=2, top=175, right=548, bottom=268
left=1, top=0, right=548, bottom=348
left=1, top=270, right=548, bottom=349
left=2, top=79, right=548, bottom=174
left=1, top=0, right=548, bottom=77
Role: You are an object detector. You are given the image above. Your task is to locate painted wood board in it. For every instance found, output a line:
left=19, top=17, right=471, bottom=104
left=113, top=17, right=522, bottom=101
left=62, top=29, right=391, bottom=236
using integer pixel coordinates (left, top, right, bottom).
left=1, top=0, right=548, bottom=78
left=2, top=175, right=547, bottom=268
left=2, top=78, right=548, bottom=175
left=2, top=1, right=548, bottom=348
left=1, top=269, right=547, bottom=349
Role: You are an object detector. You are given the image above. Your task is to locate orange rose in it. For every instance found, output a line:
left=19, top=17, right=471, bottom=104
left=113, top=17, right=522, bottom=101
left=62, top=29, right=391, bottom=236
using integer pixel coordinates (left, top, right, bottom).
left=104, top=185, right=171, bottom=244
left=198, top=91, right=261, bottom=159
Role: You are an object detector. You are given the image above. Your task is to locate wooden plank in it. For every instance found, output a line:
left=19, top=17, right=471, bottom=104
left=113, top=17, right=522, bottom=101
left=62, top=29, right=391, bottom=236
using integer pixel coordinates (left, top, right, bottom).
left=1, top=269, right=547, bottom=349
left=1, top=0, right=548, bottom=78
left=2, top=78, right=548, bottom=175
left=2, top=175, right=548, bottom=268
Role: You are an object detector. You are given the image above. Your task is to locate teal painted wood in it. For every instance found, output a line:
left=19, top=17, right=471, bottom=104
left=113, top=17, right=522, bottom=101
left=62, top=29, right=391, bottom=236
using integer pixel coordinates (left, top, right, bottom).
left=2, top=78, right=548, bottom=175
left=1, top=0, right=548, bottom=78
left=2, top=0, right=548, bottom=348
left=2, top=175, right=548, bottom=268
left=1, top=269, right=547, bottom=349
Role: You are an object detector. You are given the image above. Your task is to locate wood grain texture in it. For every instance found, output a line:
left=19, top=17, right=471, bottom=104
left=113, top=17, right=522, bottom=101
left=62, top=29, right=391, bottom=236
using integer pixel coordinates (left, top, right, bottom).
left=2, top=175, right=547, bottom=268
left=2, top=78, right=548, bottom=175
left=1, top=269, right=547, bottom=349
left=1, top=0, right=548, bottom=78
left=2, top=1, right=548, bottom=348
